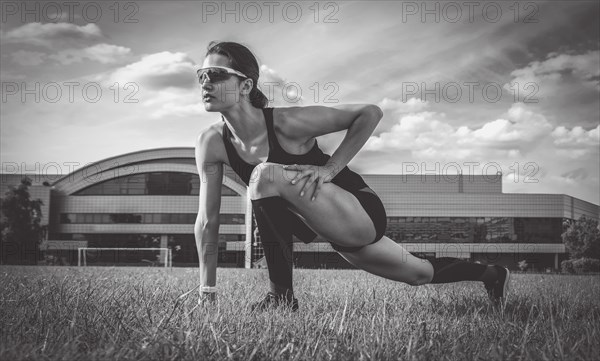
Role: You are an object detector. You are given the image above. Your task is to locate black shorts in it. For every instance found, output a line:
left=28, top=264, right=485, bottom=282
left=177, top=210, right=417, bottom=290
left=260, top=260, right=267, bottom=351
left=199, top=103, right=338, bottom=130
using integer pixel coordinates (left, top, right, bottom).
left=289, top=187, right=387, bottom=252
left=329, top=187, right=388, bottom=253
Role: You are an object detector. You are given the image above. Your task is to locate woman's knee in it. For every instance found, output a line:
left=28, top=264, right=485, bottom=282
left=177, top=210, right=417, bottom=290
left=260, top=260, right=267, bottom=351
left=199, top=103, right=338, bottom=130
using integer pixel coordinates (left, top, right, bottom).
left=406, top=260, right=434, bottom=286
left=249, top=162, right=286, bottom=199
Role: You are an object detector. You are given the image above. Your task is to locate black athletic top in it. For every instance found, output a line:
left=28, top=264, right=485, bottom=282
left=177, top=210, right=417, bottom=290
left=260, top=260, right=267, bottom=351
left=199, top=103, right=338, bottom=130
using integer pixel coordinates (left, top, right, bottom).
left=221, top=107, right=369, bottom=191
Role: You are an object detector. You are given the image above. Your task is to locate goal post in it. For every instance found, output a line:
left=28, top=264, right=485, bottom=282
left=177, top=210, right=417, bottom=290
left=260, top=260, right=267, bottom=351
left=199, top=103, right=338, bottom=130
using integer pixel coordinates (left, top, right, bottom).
left=77, top=247, right=172, bottom=268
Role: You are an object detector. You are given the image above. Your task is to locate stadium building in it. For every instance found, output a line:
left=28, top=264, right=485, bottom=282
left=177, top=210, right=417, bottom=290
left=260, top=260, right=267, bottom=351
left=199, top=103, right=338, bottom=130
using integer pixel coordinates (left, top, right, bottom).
left=1, top=147, right=598, bottom=270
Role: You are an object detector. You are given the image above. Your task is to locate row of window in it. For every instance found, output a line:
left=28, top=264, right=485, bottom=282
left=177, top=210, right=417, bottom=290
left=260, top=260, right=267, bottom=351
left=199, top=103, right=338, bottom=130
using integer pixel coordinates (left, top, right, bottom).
left=74, top=172, right=240, bottom=196
left=60, top=213, right=245, bottom=225
left=56, top=215, right=565, bottom=243
left=388, top=217, right=486, bottom=224
left=384, top=217, right=564, bottom=243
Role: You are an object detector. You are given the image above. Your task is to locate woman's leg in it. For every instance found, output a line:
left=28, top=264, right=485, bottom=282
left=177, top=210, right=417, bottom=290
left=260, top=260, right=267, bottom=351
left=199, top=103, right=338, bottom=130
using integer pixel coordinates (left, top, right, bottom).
left=336, top=237, right=503, bottom=285
left=249, top=163, right=379, bottom=249
left=248, top=162, right=379, bottom=308
left=251, top=197, right=294, bottom=295
left=337, top=239, right=510, bottom=303
left=335, top=236, right=434, bottom=285
left=249, top=163, right=509, bottom=302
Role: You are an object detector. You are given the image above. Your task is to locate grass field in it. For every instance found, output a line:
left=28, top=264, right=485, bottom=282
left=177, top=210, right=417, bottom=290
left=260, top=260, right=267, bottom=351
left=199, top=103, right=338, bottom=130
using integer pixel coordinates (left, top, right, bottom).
left=1, top=266, right=599, bottom=361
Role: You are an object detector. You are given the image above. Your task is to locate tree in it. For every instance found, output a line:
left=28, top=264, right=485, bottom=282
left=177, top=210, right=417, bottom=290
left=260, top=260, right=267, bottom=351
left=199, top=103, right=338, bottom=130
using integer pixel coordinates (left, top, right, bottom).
left=0, top=177, right=46, bottom=264
left=562, top=215, right=600, bottom=260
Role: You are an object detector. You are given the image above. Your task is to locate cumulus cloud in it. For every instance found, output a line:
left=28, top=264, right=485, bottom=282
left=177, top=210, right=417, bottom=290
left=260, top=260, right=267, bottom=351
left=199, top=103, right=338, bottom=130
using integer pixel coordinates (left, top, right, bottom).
left=106, top=51, right=198, bottom=90
left=259, top=64, right=286, bottom=85
left=48, top=44, right=132, bottom=65
left=551, top=125, right=600, bottom=148
left=371, top=97, right=429, bottom=135
left=2, top=23, right=132, bottom=68
left=258, top=64, right=301, bottom=105
left=365, top=102, right=555, bottom=160
left=1, top=23, right=102, bottom=48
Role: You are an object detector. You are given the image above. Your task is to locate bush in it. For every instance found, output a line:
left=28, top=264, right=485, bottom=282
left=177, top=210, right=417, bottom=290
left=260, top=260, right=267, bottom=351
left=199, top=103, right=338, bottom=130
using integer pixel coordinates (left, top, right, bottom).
left=562, top=215, right=600, bottom=260
left=571, top=258, right=600, bottom=273
left=561, top=259, right=575, bottom=274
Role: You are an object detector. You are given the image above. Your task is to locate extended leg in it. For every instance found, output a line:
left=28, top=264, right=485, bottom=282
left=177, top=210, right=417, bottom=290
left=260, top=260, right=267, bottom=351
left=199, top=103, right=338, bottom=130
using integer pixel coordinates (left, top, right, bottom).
left=336, top=236, right=434, bottom=285
left=338, top=236, right=510, bottom=302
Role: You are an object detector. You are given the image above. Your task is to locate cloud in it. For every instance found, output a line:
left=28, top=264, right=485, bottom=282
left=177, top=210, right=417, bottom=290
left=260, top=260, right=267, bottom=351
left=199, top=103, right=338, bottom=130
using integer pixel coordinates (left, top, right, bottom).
left=259, top=64, right=286, bottom=85
left=150, top=100, right=206, bottom=119
left=505, top=50, right=600, bottom=100
left=91, top=54, right=298, bottom=119
left=258, top=64, right=303, bottom=105
left=48, top=44, right=132, bottom=65
left=463, top=104, right=554, bottom=146
left=106, top=51, right=198, bottom=90
left=365, top=103, right=554, bottom=159
left=1, top=23, right=102, bottom=48
left=370, top=97, right=430, bottom=135
left=378, top=97, right=428, bottom=113
left=10, top=50, right=46, bottom=66
left=560, top=168, right=589, bottom=181
left=551, top=125, right=600, bottom=148
left=0, top=70, right=26, bottom=82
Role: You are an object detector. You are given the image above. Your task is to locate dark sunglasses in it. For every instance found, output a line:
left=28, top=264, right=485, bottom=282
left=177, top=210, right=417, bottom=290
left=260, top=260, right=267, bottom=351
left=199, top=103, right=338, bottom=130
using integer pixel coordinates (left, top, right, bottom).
left=197, top=66, right=248, bottom=83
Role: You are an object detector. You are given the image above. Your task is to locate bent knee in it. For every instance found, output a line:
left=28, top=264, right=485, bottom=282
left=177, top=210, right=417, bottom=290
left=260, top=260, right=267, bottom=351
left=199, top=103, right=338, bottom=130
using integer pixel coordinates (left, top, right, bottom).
left=249, top=162, right=283, bottom=198
left=406, top=269, right=433, bottom=286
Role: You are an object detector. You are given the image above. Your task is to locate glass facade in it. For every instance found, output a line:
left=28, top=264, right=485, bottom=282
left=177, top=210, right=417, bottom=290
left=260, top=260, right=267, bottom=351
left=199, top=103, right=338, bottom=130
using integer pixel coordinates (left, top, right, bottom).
left=74, top=172, right=239, bottom=196
left=385, top=217, right=564, bottom=243
left=59, top=213, right=245, bottom=224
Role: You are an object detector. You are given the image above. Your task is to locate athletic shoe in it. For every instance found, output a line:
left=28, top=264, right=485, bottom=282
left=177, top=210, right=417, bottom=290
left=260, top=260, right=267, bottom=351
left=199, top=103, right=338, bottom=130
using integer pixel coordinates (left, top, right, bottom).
left=250, top=292, right=299, bottom=312
left=484, top=265, right=510, bottom=304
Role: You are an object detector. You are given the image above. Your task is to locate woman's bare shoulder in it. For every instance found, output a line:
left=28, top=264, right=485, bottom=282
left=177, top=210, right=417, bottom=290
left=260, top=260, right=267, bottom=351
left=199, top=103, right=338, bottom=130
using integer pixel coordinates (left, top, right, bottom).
left=272, top=106, right=309, bottom=140
left=273, top=104, right=381, bottom=140
left=195, top=120, right=227, bottom=163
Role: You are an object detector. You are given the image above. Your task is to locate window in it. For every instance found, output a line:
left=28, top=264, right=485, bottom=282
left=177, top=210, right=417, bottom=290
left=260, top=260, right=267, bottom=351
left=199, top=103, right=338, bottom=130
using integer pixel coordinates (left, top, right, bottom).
left=219, top=214, right=245, bottom=224
left=60, top=214, right=74, bottom=224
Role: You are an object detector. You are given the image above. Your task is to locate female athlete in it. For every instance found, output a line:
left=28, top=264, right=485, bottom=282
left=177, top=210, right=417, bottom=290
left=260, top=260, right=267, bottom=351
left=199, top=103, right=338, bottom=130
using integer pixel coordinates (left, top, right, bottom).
left=194, top=41, right=510, bottom=311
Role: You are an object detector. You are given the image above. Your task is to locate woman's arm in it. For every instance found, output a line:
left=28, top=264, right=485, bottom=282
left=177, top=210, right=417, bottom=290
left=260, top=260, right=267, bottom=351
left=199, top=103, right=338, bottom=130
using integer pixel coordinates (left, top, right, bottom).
left=279, top=104, right=383, bottom=176
left=194, top=127, right=224, bottom=299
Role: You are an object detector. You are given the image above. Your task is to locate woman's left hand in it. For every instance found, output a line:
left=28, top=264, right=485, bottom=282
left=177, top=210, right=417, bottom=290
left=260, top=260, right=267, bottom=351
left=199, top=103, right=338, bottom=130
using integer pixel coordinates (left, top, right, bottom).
left=282, top=163, right=339, bottom=202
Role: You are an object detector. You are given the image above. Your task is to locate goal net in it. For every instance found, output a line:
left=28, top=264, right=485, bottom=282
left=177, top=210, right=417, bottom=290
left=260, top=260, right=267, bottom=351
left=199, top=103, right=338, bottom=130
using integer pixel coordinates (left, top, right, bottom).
left=77, top=248, right=172, bottom=267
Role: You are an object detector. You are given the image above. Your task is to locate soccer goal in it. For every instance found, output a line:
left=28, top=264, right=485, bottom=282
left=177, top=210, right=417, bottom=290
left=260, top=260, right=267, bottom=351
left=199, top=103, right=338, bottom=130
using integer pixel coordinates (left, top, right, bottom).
left=77, top=248, right=172, bottom=268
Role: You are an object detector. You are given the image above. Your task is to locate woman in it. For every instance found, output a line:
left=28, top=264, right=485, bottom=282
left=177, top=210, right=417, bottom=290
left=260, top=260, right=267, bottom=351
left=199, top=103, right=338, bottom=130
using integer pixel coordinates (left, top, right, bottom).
left=194, top=41, right=510, bottom=311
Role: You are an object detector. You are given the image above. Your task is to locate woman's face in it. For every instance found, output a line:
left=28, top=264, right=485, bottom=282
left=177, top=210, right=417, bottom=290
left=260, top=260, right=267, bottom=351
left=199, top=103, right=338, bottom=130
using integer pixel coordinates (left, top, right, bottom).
left=199, top=54, right=248, bottom=112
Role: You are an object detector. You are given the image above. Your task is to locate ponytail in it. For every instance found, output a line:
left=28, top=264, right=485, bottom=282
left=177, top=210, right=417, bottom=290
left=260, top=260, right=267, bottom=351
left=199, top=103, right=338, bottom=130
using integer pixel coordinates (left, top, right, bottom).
left=249, top=86, right=269, bottom=108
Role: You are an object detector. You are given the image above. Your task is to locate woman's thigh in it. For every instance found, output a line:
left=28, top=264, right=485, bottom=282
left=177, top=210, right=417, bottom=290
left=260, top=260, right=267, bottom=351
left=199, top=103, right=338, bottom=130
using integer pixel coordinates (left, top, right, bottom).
left=252, top=163, right=376, bottom=247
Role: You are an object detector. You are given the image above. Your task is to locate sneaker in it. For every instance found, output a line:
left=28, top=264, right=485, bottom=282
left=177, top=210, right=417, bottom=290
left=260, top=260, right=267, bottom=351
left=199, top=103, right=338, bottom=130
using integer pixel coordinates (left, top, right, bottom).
left=484, top=265, right=510, bottom=304
left=250, top=292, right=299, bottom=312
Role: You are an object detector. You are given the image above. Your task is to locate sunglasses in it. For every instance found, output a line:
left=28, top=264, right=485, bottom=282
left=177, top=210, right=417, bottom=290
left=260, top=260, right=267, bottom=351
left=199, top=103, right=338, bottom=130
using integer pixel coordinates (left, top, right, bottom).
left=197, top=66, right=248, bottom=83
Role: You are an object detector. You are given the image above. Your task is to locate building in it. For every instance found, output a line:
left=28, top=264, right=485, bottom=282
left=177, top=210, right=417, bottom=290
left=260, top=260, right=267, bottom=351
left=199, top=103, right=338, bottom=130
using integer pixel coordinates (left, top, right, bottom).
left=1, top=147, right=598, bottom=270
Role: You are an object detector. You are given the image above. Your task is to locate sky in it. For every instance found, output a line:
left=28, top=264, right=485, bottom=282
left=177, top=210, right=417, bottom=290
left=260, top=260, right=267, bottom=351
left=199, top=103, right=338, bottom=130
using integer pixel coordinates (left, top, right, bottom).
left=1, top=1, right=599, bottom=205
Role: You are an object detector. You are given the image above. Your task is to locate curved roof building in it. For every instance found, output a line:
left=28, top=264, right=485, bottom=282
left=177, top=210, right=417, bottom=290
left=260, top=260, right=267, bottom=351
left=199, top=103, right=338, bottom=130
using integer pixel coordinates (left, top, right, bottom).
left=1, top=147, right=598, bottom=270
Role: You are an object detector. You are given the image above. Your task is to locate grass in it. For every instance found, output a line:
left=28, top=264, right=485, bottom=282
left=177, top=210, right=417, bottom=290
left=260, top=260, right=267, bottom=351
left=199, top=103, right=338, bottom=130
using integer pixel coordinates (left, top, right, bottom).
left=0, top=266, right=599, bottom=361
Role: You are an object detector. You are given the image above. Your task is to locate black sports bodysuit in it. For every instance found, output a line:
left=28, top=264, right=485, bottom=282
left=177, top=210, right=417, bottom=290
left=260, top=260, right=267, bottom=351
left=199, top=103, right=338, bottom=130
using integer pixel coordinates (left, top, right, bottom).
left=221, top=107, right=387, bottom=249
